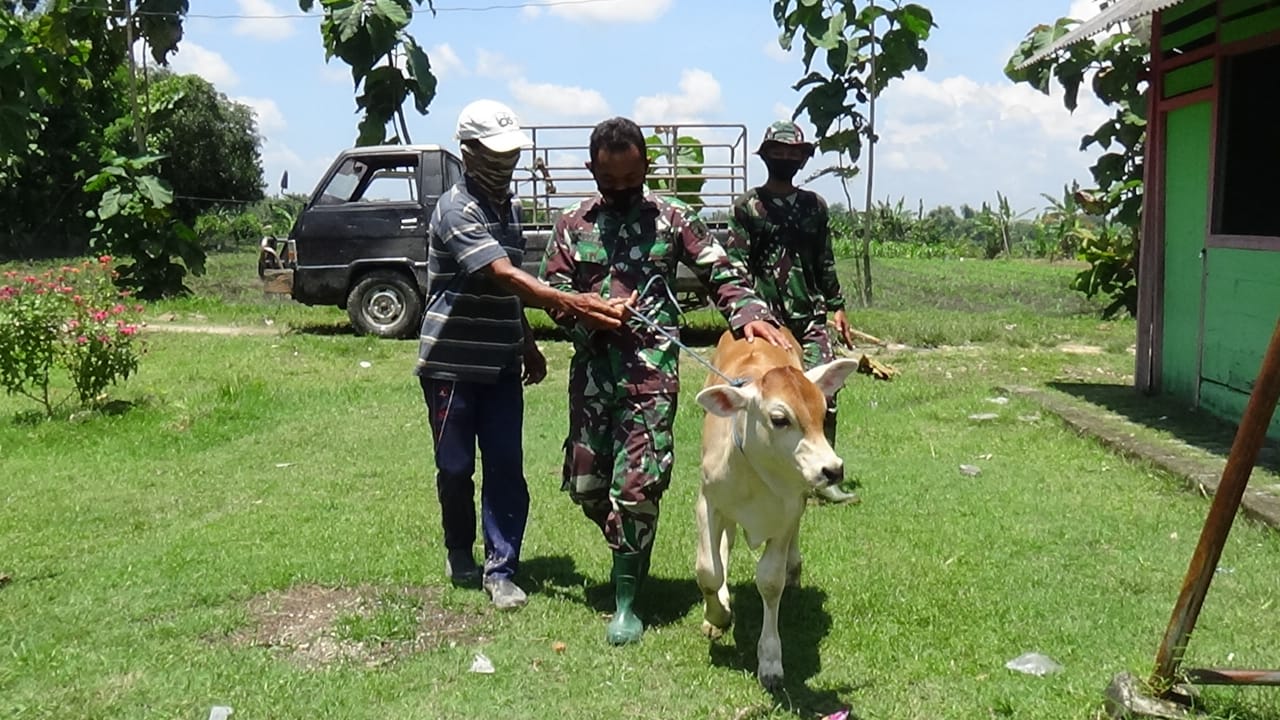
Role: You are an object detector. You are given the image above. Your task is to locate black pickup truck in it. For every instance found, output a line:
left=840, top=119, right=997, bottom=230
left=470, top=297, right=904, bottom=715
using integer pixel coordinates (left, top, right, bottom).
left=258, top=124, right=752, bottom=338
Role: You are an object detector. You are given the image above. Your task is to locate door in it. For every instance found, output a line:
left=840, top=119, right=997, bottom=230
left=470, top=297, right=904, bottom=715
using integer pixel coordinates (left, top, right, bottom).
left=292, top=152, right=428, bottom=301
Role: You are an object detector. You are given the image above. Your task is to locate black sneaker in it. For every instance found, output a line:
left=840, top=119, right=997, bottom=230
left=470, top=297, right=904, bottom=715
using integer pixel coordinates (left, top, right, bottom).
left=445, top=549, right=481, bottom=588
left=483, top=576, right=528, bottom=611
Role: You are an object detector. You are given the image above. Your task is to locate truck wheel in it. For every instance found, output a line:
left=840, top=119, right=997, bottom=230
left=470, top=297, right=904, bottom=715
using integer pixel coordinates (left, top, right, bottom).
left=346, top=271, right=423, bottom=339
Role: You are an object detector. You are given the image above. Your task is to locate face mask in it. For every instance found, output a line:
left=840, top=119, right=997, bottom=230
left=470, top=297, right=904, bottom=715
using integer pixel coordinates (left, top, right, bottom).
left=763, top=156, right=806, bottom=182
left=600, top=186, right=645, bottom=212
left=462, top=143, right=520, bottom=200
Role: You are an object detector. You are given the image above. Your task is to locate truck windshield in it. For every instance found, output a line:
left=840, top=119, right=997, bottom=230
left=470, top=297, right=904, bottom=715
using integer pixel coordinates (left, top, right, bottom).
left=316, top=156, right=419, bottom=205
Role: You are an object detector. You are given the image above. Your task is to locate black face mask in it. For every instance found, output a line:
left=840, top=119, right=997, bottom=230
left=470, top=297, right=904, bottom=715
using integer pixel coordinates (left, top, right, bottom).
left=461, top=143, right=520, bottom=201
left=764, top=157, right=806, bottom=182
left=600, top=186, right=645, bottom=212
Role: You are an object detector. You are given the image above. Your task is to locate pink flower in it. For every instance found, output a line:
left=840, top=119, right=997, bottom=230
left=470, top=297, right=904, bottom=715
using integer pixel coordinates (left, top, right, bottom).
left=67, top=319, right=80, bottom=329
left=133, top=304, right=144, bottom=313
left=111, top=304, right=125, bottom=315
left=34, top=287, right=46, bottom=295
left=73, top=295, right=84, bottom=305
left=76, top=336, right=88, bottom=345
left=3, top=270, right=16, bottom=278
left=23, top=275, right=37, bottom=284
left=92, top=310, right=109, bottom=322
left=98, top=255, right=113, bottom=264
left=98, top=335, right=109, bottom=343
left=120, top=325, right=138, bottom=336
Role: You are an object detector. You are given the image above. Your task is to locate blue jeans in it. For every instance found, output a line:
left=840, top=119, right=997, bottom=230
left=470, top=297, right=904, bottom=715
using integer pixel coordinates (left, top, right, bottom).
left=420, top=374, right=529, bottom=581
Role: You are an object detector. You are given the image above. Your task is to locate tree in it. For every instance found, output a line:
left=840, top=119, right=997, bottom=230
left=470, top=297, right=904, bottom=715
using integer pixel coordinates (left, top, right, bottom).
left=1, top=3, right=132, bottom=258
left=774, top=0, right=934, bottom=306
left=136, top=72, right=265, bottom=224
left=1005, top=9, right=1149, bottom=317
left=645, top=131, right=707, bottom=210
left=299, top=0, right=439, bottom=146
left=0, top=0, right=204, bottom=298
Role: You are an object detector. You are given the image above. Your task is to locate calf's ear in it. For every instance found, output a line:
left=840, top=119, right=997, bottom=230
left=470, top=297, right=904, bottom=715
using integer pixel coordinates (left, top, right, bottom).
left=804, top=359, right=861, bottom=397
left=696, top=384, right=752, bottom=417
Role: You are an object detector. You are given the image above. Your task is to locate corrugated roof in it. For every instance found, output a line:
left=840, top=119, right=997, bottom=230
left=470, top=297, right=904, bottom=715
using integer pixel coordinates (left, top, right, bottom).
left=1013, top=0, right=1190, bottom=69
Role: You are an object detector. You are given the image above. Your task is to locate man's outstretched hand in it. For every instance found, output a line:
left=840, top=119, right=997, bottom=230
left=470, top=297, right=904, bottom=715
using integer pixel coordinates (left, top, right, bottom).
left=566, top=291, right=631, bottom=331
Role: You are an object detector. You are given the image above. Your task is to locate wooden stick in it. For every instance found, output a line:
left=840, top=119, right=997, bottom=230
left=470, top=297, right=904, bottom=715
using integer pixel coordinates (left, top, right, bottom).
left=850, top=328, right=884, bottom=346
left=1150, top=314, right=1280, bottom=688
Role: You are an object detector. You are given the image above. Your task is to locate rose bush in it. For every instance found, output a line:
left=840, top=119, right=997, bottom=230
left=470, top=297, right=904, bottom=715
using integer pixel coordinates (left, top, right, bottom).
left=0, top=256, right=144, bottom=417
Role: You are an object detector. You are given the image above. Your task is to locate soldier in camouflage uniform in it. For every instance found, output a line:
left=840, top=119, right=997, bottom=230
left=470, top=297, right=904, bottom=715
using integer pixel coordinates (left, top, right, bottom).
left=725, top=120, right=860, bottom=505
left=540, top=117, right=787, bottom=646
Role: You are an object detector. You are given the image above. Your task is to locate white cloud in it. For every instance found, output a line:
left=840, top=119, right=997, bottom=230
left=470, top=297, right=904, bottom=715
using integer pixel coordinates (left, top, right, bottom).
left=233, top=0, right=296, bottom=41
left=429, top=43, right=466, bottom=80
left=232, top=96, right=287, bottom=134
left=1068, top=0, right=1103, bottom=20
left=633, top=69, right=722, bottom=124
left=763, top=38, right=791, bottom=63
left=809, top=70, right=1110, bottom=211
left=509, top=78, right=610, bottom=119
left=476, top=49, right=522, bottom=80
left=168, top=42, right=239, bottom=88
left=545, top=0, right=673, bottom=23
left=260, top=143, right=334, bottom=196
left=319, top=62, right=352, bottom=86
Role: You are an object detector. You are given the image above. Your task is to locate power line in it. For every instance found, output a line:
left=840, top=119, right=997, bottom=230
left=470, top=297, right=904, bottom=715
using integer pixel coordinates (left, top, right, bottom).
left=82, top=0, right=619, bottom=20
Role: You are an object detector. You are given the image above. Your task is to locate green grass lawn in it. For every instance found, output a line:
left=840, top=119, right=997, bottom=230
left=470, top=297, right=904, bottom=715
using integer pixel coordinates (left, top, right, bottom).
left=3, top=253, right=1279, bottom=719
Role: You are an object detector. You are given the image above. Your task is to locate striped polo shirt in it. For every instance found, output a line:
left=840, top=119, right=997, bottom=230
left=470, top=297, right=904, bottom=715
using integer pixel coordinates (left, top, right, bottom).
left=414, top=177, right=526, bottom=384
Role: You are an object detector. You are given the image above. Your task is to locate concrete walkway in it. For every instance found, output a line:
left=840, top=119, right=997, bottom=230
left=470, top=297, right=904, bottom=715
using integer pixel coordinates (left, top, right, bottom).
left=1004, top=383, right=1280, bottom=533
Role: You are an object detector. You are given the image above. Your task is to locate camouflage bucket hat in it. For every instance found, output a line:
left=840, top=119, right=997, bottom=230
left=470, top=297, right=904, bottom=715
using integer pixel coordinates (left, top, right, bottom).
left=757, top=120, right=815, bottom=153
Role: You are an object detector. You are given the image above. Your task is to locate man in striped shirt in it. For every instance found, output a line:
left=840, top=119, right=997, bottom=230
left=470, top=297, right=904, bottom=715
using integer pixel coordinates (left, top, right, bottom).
left=416, top=100, right=628, bottom=610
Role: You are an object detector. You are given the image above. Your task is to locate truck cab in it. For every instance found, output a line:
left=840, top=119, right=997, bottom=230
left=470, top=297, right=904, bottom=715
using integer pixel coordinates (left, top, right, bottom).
left=260, top=144, right=463, bottom=338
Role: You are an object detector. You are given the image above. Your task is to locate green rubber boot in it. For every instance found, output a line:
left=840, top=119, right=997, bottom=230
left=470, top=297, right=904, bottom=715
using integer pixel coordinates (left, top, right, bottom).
left=638, top=542, right=653, bottom=592
left=606, top=551, right=644, bottom=646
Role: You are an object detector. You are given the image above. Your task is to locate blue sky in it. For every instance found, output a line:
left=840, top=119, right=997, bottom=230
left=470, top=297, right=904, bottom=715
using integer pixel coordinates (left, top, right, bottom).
left=170, top=0, right=1108, bottom=215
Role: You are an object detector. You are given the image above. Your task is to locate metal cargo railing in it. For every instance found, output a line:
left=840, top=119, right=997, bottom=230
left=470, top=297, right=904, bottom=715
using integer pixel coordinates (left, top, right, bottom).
left=514, top=123, right=751, bottom=225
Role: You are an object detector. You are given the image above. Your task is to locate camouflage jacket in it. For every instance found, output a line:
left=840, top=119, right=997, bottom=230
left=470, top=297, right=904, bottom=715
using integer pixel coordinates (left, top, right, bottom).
left=540, top=190, right=775, bottom=396
left=724, top=187, right=845, bottom=324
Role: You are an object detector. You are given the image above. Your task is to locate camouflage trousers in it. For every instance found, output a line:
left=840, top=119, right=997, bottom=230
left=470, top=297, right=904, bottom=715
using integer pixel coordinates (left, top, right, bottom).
left=790, top=315, right=839, bottom=447
left=561, top=392, right=677, bottom=553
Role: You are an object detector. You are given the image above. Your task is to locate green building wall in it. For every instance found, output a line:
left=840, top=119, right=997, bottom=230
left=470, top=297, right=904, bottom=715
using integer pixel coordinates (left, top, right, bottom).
left=1156, top=2, right=1280, bottom=436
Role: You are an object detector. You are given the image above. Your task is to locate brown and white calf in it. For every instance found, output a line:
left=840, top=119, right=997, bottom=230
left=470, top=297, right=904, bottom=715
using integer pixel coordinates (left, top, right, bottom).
left=694, top=328, right=860, bottom=689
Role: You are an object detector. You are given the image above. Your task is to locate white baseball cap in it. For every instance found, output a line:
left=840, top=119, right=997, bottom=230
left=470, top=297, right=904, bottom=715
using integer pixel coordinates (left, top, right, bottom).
left=455, top=99, right=533, bottom=153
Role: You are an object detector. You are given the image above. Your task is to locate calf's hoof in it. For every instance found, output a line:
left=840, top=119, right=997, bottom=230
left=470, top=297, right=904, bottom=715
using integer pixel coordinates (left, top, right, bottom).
left=758, top=670, right=784, bottom=691
left=701, top=618, right=730, bottom=640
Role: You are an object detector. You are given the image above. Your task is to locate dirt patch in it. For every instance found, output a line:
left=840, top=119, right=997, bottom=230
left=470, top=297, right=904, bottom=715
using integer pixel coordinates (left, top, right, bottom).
left=140, top=322, right=281, bottom=337
left=1057, top=343, right=1105, bottom=355
left=228, top=584, right=485, bottom=668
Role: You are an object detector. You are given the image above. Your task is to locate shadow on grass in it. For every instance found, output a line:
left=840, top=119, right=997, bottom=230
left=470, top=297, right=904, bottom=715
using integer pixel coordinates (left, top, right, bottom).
left=290, top=321, right=357, bottom=337
left=9, top=397, right=146, bottom=427
left=1047, top=382, right=1280, bottom=474
left=708, top=581, right=856, bottom=718
left=518, top=554, right=702, bottom=630
left=1189, top=697, right=1280, bottom=720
